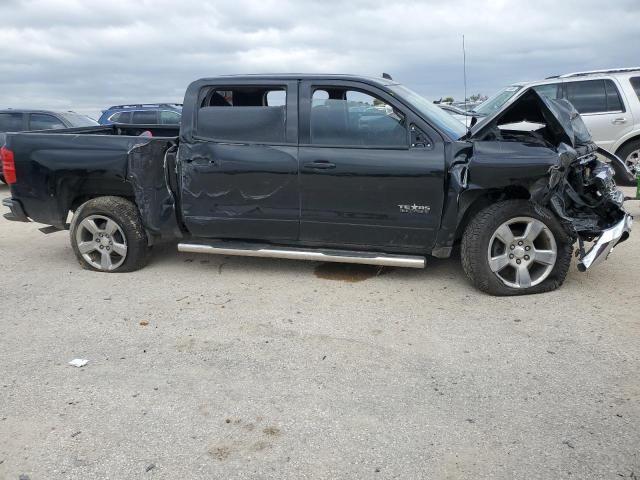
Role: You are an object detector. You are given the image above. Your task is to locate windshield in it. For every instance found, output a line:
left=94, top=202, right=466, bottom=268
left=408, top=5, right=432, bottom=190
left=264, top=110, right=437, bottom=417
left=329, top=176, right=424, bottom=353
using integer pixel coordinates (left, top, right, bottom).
left=472, top=85, right=523, bottom=116
left=59, top=112, right=100, bottom=127
left=389, top=85, right=466, bottom=140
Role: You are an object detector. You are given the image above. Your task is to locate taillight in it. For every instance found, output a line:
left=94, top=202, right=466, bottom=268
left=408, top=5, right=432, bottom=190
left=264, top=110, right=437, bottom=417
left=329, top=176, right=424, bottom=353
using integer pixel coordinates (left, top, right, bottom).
left=0, top=146, right=16, bottom=184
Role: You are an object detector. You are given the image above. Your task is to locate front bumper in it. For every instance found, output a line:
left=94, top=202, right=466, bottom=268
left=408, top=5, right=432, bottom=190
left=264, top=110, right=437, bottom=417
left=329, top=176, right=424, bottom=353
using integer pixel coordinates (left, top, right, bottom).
left=2, top=197, right=30, bottom=222
left=577, top=214, right=632, bottom=271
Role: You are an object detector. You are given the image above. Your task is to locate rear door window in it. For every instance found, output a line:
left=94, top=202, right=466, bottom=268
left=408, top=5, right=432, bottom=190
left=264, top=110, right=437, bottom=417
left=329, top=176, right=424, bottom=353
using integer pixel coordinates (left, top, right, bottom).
left=604, top=80, right=624, bottom=111
left=132, top=110, right=158, bottom=124
left=29, top=114, right=66, bottom=130
left=0, top=113, right=24, bottom=132
left=197, top=86, right=288, bottom=143
left=564, top=79, right=624, bottom=113
left=630, top=77, right=640, bottom=101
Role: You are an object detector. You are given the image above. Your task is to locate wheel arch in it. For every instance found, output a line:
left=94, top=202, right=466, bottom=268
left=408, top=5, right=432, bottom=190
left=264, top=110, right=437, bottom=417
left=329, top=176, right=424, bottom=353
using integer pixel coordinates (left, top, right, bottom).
left=68, top=178, right=136, bottom=213
left=613, top=133, right=640, bottom=157
left=454, top=185, right=531, bottom=243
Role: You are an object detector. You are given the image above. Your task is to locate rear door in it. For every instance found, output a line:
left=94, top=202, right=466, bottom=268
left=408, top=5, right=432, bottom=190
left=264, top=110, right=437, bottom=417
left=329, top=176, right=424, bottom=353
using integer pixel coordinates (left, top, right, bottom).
left=561, top=79, right=633, bottom=151
left=178, top=80, right=299, bottom=241
left=298, top=80, right=446, bottom=251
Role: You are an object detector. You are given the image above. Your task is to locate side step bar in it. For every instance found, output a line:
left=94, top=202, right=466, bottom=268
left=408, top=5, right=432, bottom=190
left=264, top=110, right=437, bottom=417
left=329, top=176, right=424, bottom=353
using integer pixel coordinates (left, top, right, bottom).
left=178, top=241, right=426, bottom=268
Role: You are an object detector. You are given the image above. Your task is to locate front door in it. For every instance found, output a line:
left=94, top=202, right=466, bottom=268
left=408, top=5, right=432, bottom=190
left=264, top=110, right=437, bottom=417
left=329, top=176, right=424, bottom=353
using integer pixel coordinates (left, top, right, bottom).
left=298, top=80, right=446, bottom=251
left=178, top=80, right=299, bottom=241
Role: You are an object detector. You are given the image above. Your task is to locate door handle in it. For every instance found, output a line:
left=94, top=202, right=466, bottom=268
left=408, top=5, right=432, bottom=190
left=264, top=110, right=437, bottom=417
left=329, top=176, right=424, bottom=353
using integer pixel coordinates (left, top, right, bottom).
left=304, top=160, right=336, bottom=169
left=612, top=117, right=627, bottom=125
left=186, top=157, right=218, bottom=166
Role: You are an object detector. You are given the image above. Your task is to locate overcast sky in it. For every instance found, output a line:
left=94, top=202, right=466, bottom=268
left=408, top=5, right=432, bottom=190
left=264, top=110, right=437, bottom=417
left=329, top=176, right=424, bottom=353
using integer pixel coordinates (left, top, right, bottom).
left=1, top=0, right=639, bottom=118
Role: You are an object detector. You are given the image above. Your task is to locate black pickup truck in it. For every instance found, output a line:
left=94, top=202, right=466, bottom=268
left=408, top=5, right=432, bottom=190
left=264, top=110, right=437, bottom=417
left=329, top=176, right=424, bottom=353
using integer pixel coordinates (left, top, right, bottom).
left=1, top=74, right=633, bottom=295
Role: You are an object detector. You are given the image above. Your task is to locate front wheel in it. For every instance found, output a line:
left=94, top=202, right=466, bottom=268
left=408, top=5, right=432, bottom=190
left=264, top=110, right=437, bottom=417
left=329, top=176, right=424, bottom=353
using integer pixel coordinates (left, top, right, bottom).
left=70, top=196, right=149, bottom=273
left=461, top=200, right=573, bottom=295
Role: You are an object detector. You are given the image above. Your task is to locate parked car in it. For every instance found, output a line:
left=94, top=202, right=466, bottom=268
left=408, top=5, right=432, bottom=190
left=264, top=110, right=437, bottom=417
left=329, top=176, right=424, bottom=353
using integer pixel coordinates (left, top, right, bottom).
left=98, top=103, right=182, bottom=125
left=0, top=109, right=98, bottom=183
left=469, top=67, right=640, bottom=183
left=1, top=74, right=631, bottom=295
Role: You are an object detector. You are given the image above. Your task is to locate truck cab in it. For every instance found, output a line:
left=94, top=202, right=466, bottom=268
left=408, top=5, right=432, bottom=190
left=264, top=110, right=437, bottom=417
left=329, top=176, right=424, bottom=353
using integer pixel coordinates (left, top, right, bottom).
left=176, top=75, right=459, bottom=251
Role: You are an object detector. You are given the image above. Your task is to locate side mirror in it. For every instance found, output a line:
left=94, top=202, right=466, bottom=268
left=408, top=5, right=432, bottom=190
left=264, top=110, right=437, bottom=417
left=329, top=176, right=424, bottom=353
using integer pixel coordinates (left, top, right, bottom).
left=410, top=125, right=432, bottom=149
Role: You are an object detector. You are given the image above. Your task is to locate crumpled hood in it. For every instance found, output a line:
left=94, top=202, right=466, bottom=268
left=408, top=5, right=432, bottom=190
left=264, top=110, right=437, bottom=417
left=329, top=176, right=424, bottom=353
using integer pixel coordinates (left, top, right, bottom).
left=469, top=87, right=591, bottom=148
left=468, top=86, right=635, bottom=182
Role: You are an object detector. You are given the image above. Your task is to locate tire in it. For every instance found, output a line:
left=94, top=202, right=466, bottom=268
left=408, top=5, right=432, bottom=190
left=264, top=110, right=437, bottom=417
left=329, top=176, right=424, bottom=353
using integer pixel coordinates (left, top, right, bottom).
left=614, top=139, right=640, bottom=186
left=461, top=200, right=573, bottom=296
left=70, top=196, right=149, bottom=273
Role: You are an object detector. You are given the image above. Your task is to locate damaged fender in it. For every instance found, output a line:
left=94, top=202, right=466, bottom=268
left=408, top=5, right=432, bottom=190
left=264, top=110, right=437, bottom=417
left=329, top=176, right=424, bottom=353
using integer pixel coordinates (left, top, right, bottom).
left=127, top=139, right=183, bottom=242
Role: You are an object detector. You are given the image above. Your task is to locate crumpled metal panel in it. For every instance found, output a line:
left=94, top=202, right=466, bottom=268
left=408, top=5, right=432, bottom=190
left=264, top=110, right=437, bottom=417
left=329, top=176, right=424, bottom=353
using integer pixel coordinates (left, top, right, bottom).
left=127, top=139, right=183, bottom=241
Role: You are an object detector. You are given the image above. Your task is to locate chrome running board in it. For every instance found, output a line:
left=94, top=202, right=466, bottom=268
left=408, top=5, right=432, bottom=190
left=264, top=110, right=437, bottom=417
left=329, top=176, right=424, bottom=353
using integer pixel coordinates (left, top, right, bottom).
left=178, top=241, right=426, bottom=268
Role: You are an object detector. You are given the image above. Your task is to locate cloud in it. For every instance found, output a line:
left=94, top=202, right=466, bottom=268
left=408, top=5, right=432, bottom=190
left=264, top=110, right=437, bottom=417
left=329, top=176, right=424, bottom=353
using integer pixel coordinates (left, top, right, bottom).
left=1, top=0, right=639, bottom=117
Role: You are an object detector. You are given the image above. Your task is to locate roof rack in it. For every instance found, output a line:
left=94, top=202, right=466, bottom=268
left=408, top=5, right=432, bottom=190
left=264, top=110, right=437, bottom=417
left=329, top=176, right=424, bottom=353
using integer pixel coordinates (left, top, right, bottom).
left=546, top=67, right=640, bottom=79
left=107, top=103, right=183, bottom=109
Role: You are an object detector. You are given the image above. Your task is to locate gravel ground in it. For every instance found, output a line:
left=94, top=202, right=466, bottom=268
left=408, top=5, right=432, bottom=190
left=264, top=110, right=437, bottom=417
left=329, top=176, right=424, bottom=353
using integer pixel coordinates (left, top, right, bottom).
left=0, top=182, right=639, bottom=480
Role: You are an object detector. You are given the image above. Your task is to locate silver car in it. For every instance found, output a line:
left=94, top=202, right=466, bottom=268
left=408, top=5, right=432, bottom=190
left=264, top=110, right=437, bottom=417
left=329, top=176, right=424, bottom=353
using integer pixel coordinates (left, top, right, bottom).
left=471, top=67, right=640, bottom=184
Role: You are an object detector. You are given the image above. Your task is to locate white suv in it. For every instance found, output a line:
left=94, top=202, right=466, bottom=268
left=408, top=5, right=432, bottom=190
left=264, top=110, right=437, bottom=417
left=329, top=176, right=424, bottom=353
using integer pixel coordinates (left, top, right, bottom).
left=472, top=67, right=640, bottom=184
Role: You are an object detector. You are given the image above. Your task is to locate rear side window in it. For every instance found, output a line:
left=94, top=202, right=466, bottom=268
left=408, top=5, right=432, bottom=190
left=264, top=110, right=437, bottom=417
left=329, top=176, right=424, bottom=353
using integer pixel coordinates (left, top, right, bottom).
left=29, top=114, right=66, bottom=130
left=0, top=113, right=23, bottom=132
left=631, top=77, right=640, bottom=100
left=159, top=110, right=181, bottom=125
left=309, top=88, right=407, bottom=147
left=564, top=79, right=624, bottom=113
left=197, top=86, right=287, bottom=143
left=132, top=111, right=158, bottom=124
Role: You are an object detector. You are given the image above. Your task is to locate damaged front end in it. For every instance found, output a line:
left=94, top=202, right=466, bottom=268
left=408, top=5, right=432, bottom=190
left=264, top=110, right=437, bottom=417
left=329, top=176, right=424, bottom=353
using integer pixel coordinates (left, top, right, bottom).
left=466, top=88, right=632, bottom=271
left=543, top=143, right=631, bottom=271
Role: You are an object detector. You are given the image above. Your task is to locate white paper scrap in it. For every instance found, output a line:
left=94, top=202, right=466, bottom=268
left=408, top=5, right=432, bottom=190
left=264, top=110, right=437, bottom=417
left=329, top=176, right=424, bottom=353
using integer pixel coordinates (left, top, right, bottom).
left=68, top=359, right=89, bottom=367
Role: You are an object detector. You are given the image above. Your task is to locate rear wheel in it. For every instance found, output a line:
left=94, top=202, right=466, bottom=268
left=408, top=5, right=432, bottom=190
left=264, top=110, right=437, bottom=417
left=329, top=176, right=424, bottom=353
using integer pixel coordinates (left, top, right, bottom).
left=615, top=139, right=640, bottom=186
left=461, top=200, right=573, bottom=295
left=70, top=196, right=149, bottom=272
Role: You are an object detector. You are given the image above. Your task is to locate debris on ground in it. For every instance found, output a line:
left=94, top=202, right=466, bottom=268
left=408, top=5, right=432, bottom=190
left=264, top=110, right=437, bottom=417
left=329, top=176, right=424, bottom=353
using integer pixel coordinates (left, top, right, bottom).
left=68, top=359, right=89, bottom=367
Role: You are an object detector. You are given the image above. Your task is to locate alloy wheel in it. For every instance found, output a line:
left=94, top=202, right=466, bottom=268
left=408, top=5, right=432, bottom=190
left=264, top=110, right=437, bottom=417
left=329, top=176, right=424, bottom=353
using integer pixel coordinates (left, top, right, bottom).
left=487, top=216, right=557, bottom=289
left=625, top=148, right=640, bottom=174
left=75, top=215, right=128, bottom=271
